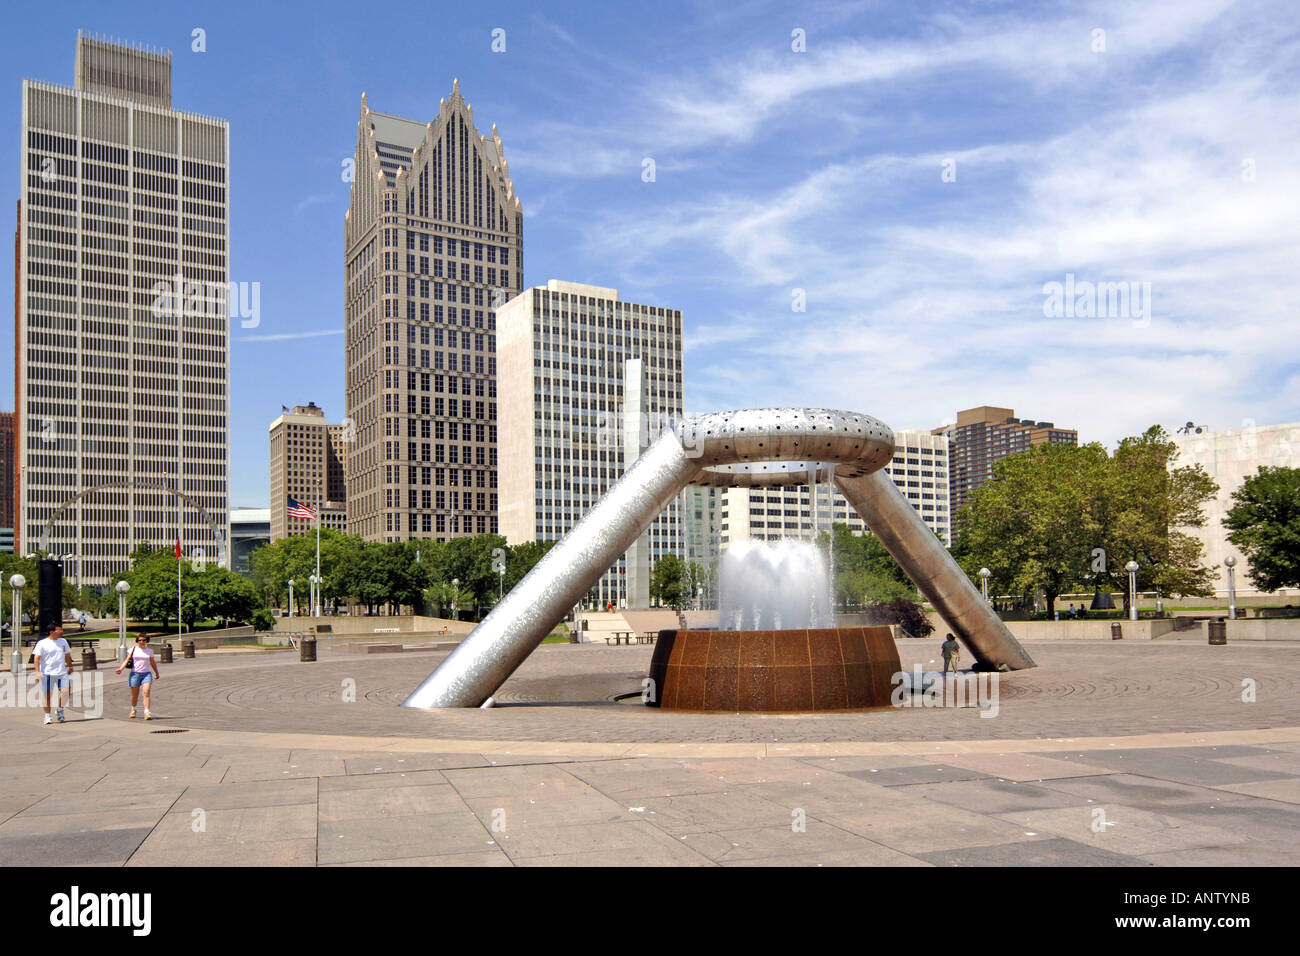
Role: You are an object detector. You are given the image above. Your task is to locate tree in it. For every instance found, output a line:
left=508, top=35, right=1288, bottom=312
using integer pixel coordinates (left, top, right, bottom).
left=1092, top=426, right=1218, bottom=612
left=1224, top=466, right=1300, bottom=591
left=818, top=523, right=915, bottom=607
left=425, top=580, right=475, bottom=619
left=955, top=442, right=1110, bottom=618
left=650, top=554, right=689, bottom=609
left=503, top=540, right=557, bottom=595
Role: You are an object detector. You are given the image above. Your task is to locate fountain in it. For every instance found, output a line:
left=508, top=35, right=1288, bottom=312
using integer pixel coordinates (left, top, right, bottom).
left=649, top=537, right=901, bottom=712
left=403, top=408, right=1034, bottom=710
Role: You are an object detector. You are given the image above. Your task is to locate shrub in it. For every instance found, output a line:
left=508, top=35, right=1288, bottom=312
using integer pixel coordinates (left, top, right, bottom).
left=863, top=599, right=935, bottom=638
left=251, top=608, right=275, bottom=632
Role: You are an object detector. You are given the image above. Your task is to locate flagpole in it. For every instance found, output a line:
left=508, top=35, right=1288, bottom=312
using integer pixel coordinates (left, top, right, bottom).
left=315, top=478, right=321, bottom=617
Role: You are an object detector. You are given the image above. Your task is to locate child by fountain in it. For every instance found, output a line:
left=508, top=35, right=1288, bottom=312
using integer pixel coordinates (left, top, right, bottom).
left=941, top=634, right=961, bottom=673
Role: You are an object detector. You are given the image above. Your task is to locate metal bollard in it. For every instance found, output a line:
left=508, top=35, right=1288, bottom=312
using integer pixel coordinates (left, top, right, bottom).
left=1110, top=622, right=1123, bottom=640
left=182, top=639, right=196, bottom=659
left=160, top=642, right=174, bottom=663
left=300, top=637, right=317, bottom=662
left=82, top=646, right=97, bottom=670
left=1208, top=619, right=1227, bottom=645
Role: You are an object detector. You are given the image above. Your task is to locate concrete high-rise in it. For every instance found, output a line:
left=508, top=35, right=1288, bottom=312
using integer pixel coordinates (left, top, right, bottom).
left=16, top=33, right=229, bottom=584
left=344, top=80, right=522, bottom=542
left=934, top=406, right=1077, bottom=529
left=496, top=281, right=685, bottom=608
left=268, top=402, right=347, bottom=541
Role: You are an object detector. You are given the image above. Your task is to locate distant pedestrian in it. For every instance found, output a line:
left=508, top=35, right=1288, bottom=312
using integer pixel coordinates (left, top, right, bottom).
left=33, top=625, right=73, bottom=724
left=77, top=611, right=87, bottom=632
left=941, top=633, right=961, bottom=673
left=115, top=635, right=160, bottom=720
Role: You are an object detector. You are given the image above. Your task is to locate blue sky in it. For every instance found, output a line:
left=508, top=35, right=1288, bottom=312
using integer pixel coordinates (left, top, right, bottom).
left=3, top=0, right=1297, bottom=508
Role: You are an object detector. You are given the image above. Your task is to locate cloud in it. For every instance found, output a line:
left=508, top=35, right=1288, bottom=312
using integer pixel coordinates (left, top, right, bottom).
left=240, top=328, right=344, bottom=342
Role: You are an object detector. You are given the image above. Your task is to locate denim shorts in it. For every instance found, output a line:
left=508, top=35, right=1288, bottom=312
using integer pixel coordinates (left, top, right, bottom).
left=128, top=671, right=153, bottom=687
left=40, top=674, right=71, bottom=693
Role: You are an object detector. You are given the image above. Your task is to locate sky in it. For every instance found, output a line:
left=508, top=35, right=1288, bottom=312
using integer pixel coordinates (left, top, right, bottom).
left=2, top=0, right=1297, bottom=509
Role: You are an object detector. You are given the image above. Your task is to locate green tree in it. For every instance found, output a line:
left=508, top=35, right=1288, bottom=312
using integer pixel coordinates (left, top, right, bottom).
left=650, top=554, right=689, bottom=608
left=1224, top=466, right=1300, bottom=592
left=503, top=540, right=557, bottom=595
left=818, top=523, right=915, bottom=607
left=425, top=579, right=475, bottom=619
left=1092, top=426, right=1218, bottom=612
left=955, top=442, right=1109, bottom=617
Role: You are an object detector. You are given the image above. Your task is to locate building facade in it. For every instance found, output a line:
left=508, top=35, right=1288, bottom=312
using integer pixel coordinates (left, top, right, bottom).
left=934, top=405, right=1077, bottom=531
left=343, top=80, right=522, bottom=542
left=16, top=33, right=229, bottom=584
left=268, top=402, right=347, bottom=541
left=717, top=430, right=951, bottom=549
left=0, top=410, right=13, bottom=550
left=497, top=281, right=685, bottom=608
left=230, top=506, right=270, bottom=574
left=1171, top=421, right=1300, bottom=598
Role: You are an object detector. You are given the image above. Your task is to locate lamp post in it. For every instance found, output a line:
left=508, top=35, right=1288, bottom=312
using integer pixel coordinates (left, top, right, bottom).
left=451, top=578, right=459, bottom=621
left=309, top=574, right=322, bottom=618
left=979, top=567, right=991, bottom=604
left=1224, top=555, right=1237, bottom=620
left=288, top=579, right=295, bottom=618
left=9, top=574, right=25, bottom=674
left=1125, top=561, right=1140, bottom=621
left=697, top=586, right=703, bottom=611
left=115, top=581, right=130, bottom=664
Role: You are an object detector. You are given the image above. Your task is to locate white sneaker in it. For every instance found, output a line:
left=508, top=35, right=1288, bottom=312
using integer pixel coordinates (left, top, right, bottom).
left=144, top=711, right=153, bottom=720
left=129, top=708, right=137, bottom=719
left=56, top=709, right=65, bottom=723
left=43, top=713, right=52, bottom=725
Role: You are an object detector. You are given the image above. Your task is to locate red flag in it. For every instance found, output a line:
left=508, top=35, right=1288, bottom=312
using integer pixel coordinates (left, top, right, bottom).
left=175, top=538, right=181, bottom=558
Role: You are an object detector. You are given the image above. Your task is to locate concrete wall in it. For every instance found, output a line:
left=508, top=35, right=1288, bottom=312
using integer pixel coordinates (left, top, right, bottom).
left=268, top=615, right=476, bottom=637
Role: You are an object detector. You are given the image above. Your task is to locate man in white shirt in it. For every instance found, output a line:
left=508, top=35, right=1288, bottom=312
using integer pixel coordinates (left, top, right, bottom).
left=33, top=625, right=73, bottom=725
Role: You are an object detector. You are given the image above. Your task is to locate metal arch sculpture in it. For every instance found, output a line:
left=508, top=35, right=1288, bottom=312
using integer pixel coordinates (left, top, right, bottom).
left=38, top=478, right=229, bottom=569
left=403, top=408, right=1035, bottom=709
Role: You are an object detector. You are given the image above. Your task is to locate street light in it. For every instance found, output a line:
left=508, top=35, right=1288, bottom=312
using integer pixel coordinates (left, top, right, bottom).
left=1224, top=555, right=1237, bottom=620
left=309, top=574, right=322, bottom=618
left=288, top=579, right=295, bottom=618
left=9, top=574, right=25, bottom=674
left=979, top=567, right=991, bottom=604
left=1125, top=561, right=1140, bottom=622
left=451, top=578, right=459, bottom=621
left=115, top=581, right=130, bottom=664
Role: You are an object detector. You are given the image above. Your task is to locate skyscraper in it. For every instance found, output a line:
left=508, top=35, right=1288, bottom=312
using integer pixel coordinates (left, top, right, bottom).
left=344, top=80, right=522, bottom=542
left=496, top=281, right=685, bottom=608
left=16, top=33, right=229, bottom=584
left=934, top=406, right=1077, bottom=532
left=268, top=402, right=347, bottom=541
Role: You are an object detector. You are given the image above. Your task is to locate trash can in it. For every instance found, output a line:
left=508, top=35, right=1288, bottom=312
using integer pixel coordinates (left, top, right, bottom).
left=300, top=637, right=317, bottom=662
left=182, top=639, right=196, bottom=659
left=160, top=642, right=174, bottom=663
left=82, top=646, right=97, bottom=670
left=1110, top=622, right=1123, bottom=640
left=1208, top=619, right=1228, bottom=645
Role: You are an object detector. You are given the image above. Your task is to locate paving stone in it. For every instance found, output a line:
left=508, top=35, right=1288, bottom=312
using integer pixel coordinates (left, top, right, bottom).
left=491, top=819, right=715, bottom=863
left=918, top=837, right=1147, bottom=867
left=320, top=784, right=467, bottom=821
left=1212, top=779, right=1300, bottom=804
left=1037, top=773, right=1257, bottom=809
left=1044, top=749, right=1294, bottom=786
left=177, top=778, right=317, bottom=811
left=134, top=804, right=317, bottom=852
left=24, top=788, right=183, bottom=816
left=319, top=770, right=449, bottom=792
left=128, top=838, right=318, bottom=867
left=996, top=805, right=1250, bottom=856
left=844, top=764, right=993, bottom=786
left=324, top=849, right=513, bottom=867
left=0, top=827, right=155, bottom=866
left=317, top=810, right=493, bottom=865
left=893, top=778, right=1092, bottom=815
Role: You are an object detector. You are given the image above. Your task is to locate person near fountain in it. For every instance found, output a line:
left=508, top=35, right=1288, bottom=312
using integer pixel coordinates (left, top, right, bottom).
left=941, top=633, right=961, bottom=673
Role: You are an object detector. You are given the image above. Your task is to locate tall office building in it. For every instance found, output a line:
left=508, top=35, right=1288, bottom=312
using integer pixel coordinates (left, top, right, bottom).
left=344, top=81, right=522, bottom=542
left=497, top=281, right=685, bottom=608
left=16, top=33, right=229, bottom=584
left=0, top=410, right=14, bottom=551
left=717, top=430, right=951, bottom=549
left=268, top=402, right=347, bottom=541
left=934, top=406, right=1077, bottom=530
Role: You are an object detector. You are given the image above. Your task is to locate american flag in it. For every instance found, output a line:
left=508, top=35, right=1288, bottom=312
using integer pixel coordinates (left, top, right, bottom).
left=287, top=496, right=317, bottom=520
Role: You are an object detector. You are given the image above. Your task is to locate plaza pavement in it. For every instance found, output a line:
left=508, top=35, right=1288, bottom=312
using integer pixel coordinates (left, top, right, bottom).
left=0, top=640, right=1297, bottom=866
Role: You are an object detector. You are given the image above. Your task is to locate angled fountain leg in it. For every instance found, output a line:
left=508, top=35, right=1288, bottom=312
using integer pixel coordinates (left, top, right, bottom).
left=835, top=471, right=1036, bottom=670
left=403, top=429, right=703, bottom=708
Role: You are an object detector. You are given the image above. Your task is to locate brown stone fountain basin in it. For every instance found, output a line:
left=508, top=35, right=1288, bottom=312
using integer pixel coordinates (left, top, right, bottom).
left=646, top=626, right=901, bottom=712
